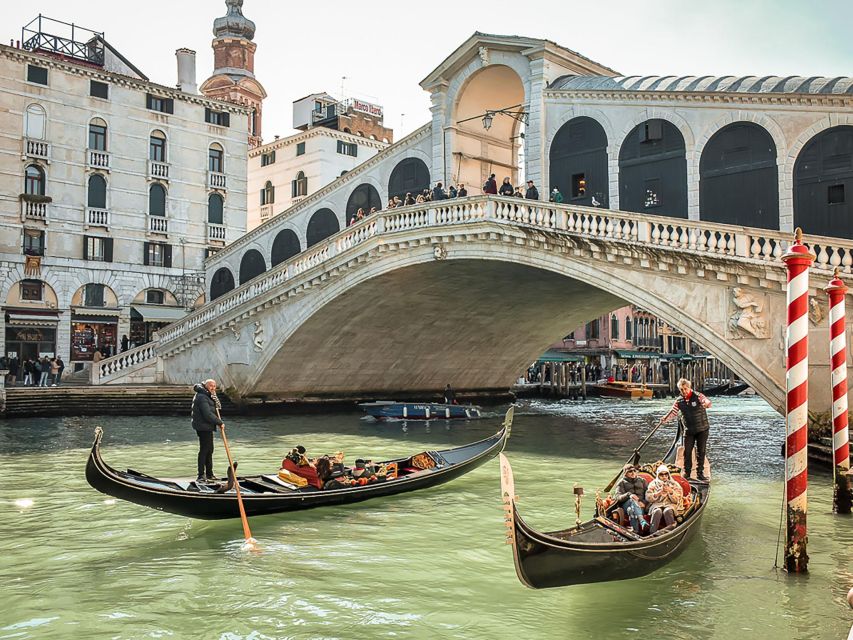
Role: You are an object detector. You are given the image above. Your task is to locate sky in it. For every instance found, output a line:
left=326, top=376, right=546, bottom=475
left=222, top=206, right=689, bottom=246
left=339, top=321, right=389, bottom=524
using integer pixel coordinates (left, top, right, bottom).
left=7, top=0, right=852, bottom=142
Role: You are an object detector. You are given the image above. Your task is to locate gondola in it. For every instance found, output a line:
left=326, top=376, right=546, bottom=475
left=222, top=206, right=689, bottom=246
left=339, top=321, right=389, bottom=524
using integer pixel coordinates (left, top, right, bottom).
left=86, top=408, right=512, bottom=520
left=359, top=401, right=482, bottom=420
left=499, top=424, right=710, bottom=589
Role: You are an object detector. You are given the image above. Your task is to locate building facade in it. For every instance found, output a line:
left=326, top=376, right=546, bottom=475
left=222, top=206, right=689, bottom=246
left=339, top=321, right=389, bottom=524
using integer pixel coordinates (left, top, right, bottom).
left=0, top=20, right=249, bottom=374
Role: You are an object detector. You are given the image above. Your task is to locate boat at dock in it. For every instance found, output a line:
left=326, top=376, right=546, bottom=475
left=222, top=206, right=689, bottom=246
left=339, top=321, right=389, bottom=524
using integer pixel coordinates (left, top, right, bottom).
left=359, top=401, right=482, bottom=420
left=592, top=381, right=654, bottom=400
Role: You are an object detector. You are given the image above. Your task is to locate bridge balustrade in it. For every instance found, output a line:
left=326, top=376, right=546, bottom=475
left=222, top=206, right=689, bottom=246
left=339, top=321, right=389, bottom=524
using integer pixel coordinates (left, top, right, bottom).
left=91, top=195, right=853, bottom=383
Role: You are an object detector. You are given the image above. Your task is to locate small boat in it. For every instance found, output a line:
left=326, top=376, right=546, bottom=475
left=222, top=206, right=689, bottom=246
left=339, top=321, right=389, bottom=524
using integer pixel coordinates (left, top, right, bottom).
left=359, top=401, right=482, bottom=420
left=499, top=425, right=710, bottom=589
left=86, top=409, right=512, bottom=520
left=593, top=382, right=654, bottom=400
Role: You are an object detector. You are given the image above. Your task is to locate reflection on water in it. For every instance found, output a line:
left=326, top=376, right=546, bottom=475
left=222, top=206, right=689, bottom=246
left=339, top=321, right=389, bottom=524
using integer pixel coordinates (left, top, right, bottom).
left=1, top=396, right=851, bottom=639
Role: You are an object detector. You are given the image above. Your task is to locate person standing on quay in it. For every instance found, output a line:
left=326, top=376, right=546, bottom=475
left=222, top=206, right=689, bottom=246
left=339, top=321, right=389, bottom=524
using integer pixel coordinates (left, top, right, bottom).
left=659, top=378, right=712, bottom=481
left=192, top=378, right=224, bottom=482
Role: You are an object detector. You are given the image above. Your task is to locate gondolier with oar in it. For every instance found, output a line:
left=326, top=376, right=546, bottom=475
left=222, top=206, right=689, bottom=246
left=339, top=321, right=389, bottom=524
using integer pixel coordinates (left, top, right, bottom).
left=192, top=379, right=225, bottom=483
left=658, top=378, right=711, bottom=482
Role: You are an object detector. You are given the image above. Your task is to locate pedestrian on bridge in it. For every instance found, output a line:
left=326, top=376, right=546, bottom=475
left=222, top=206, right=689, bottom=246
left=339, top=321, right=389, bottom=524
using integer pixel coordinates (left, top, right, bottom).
left=658, top=378, right=711, bottom=481
left=192, top=379, right=225, bottom=483
left=525, top=180, right=540, bottom=200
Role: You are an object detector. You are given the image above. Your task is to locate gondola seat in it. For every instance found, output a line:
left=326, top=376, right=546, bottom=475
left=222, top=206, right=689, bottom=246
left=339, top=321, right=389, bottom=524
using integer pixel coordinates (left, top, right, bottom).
left=282, top=459, right=322, bottom=489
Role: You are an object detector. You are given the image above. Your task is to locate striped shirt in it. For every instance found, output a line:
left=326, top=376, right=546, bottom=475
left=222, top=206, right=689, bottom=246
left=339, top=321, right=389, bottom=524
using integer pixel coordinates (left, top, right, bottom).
left=661, top=391, right=711, bottom=423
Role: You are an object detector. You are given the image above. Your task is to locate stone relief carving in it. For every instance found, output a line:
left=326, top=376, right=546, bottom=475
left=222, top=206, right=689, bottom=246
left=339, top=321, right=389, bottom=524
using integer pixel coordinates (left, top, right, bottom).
left=433, top=244, right=448, bottom=261
left=229, top=325, right=241, bottom=341
left=808, top=297, right=824, bottom=326
left=252, top=320, right=265, bottom=352
left=478, top=46, right=490, bottom=66
left=728, top=287, right=769, bottom=339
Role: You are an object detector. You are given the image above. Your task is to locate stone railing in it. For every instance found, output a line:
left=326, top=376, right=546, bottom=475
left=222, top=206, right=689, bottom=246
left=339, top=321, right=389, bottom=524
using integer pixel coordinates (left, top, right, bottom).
left=92, top=342, right=158, bottom=384
left=21, top=200, right=48, bottom=222
left=148, top=216, right=168, bottom=234
left=99, top=196, right=853, bottom=381
left=207, top=171, right=227, bottom=190
left=86, top=207, right=109, bottom=227
left=207, top=223, right=226, bottom=242
left=87, top=149, right=110, bottom=170
left=24, top=138, right=50, bottom=161
left=148, top=160, right=169, bottom=180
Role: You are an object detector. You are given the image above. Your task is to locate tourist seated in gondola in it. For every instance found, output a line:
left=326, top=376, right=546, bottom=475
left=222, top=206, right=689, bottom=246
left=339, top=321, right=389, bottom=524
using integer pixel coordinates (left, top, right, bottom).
left=612, top=464, right=649, bottom=535
left=281, top=446, right=323, bottom=489
left=315, top=455, right=349, bottom=490
left=645, top=465, right=684, bottom=533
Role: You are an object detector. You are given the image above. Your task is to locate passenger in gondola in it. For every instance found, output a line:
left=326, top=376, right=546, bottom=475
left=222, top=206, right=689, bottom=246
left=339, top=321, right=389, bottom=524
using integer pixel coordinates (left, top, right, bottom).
left=444, top=384, right=456, bottom=405
left=315, top=455, right=349, bottom=490
left=645, top=465, right=684, bottom=533
left=613, top=464, right=649, bottom=535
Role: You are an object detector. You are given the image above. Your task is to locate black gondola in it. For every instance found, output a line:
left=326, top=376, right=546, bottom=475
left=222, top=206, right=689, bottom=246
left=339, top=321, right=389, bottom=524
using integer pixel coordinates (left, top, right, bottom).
left=499, top=426, right=710, bottom=589
left=86, top=408, right=513, bottom=520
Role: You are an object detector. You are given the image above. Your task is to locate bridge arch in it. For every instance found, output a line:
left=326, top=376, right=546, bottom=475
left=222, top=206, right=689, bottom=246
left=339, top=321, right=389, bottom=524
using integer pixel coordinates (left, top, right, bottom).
left=699, top=122, right=779, bottom=229
left=307, top=208, right=340, bottom=247
left=388, top=157, right=430, bottom=200
left=793, top=125, right=853, bottom=238
left=619, top=119, right=688, bottom=218
left=549, top=116, right=609, bottom=207
left=271, top=228, right=301, bottom=266
left=210, top=267, right=235, bottom=301
left=345, top=185, right=382, bottom=224
left=239, top=249, right=266, bottom=285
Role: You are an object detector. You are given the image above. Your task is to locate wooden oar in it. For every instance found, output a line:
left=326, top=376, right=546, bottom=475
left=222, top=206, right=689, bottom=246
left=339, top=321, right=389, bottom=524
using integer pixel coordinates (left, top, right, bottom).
left=216, top=410, right=259, bottom=552
left=602, top=419, right=665, bottom=493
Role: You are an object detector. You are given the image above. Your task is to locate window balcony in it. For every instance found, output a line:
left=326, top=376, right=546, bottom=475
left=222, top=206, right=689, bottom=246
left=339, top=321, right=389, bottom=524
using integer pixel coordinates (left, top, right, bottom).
left=207, top=171, right=226, bottom=190
left=148, top=216, right=168, bottom=235
left=24, top=138, right=50, bottom=162
left=86, top=207, right=109, bottom=228
left=147, top=160, right=170, bottom=181
left=87, top=149, right=110, bottom=171
left=259, top=204, right=273, bottom=222
left=207, top=223, right=226, bottom=243
left=21, top=199, right=48, bottom=222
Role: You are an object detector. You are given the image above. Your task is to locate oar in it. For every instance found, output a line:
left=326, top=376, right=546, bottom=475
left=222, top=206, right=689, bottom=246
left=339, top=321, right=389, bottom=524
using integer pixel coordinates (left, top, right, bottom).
left=602, top=419, right=665, bottom=493
left=216, top=410, right=259, bottom=552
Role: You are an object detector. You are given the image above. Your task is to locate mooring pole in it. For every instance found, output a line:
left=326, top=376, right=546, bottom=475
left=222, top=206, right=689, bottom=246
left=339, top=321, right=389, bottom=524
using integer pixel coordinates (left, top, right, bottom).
left=782, top=228, right=814, bottom=573
left=825, top=268, right=852, bottom=514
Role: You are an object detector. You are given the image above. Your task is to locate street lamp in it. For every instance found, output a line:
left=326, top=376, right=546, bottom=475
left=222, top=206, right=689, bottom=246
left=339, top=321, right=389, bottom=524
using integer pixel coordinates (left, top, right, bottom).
left=481, top=112, right=494, bottom=130
left=458, top=104, right=529, bottom=131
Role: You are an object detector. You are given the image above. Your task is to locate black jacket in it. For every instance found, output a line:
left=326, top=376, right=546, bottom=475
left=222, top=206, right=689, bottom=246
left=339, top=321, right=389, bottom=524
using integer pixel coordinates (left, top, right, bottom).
left=192, top=383, right=223, bottom=432
left=499, top=182, right=514, bottom=196
left=525, top=186, right=540, bottom=200
left=614, top=475, right=649, bottom=504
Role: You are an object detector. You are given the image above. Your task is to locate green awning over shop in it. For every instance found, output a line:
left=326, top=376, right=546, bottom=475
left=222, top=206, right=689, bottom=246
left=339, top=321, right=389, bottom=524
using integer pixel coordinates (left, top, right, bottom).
left=613, top=350, right=660, bottom=359
left=660, top=353, right=695, bottom=361
left=535, top=350, right=586, bottom=363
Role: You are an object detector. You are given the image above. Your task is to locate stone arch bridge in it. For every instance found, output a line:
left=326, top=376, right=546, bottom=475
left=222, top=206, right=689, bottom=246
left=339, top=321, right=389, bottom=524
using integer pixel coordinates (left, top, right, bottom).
left=98, top=196, right=853, bottom=416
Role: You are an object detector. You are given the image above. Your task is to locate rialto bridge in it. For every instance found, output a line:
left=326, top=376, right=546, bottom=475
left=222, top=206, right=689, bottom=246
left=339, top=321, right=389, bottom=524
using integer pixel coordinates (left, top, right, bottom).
left=94, top=33, right=853, bottom=416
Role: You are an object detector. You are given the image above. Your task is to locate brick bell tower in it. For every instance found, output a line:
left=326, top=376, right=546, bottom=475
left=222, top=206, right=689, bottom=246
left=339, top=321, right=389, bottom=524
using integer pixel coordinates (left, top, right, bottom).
left=200, top=0, right=267, bottom=147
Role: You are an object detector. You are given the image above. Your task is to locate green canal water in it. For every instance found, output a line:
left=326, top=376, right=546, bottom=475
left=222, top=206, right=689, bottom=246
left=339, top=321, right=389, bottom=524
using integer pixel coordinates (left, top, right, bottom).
left=1, top=396, right=851, bottom=639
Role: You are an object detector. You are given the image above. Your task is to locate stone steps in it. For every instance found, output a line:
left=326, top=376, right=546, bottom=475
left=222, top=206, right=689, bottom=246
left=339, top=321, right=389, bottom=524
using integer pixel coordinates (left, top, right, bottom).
left=3, top=386, right=237, bottom=418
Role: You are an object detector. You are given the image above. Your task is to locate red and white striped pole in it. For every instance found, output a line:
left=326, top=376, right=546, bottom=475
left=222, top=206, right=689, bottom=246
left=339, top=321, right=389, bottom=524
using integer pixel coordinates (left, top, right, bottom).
left=825, top=268, right=852, bottom=514
left=782, top=228, right=814, bottom=573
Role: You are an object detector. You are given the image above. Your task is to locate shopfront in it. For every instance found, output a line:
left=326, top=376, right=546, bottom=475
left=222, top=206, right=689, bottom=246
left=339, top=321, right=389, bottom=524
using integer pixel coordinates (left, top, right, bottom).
left=70, top=310, right=119, bottom=361
left=130, top=305, right=187, bottom=347
left=4, top=310, right=59, bottom=378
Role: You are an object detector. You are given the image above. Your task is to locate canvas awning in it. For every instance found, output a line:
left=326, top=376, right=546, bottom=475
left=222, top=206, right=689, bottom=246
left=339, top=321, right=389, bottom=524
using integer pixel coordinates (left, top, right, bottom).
left=72, top=307, right=120, bottom=317
left=535, top=350, right=586, bottom=363
left=131, top=305, right=187, bottom=323
left=5, top=311, right=59, bottom=327
left=613, top=350, right=660, bottom=359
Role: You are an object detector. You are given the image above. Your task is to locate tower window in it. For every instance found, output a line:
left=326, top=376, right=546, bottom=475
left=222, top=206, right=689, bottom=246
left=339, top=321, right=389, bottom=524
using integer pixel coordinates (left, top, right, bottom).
left=27, top=65, right=48, bottom=85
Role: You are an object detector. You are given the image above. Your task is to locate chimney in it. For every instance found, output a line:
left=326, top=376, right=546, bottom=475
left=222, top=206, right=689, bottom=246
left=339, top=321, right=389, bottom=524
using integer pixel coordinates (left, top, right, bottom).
left=175, top=48, right=197, bottom=94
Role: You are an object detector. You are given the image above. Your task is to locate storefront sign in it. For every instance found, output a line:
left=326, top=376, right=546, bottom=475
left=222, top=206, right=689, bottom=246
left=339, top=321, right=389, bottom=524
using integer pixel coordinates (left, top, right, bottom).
left=350, top=99, right=383, bottom=118
left=14, top=328, right=44, bottom=342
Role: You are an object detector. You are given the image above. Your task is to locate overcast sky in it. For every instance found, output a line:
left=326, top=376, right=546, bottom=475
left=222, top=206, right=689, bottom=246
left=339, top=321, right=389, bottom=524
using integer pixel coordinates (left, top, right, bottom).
left=7, top=0, right=852, bottom=141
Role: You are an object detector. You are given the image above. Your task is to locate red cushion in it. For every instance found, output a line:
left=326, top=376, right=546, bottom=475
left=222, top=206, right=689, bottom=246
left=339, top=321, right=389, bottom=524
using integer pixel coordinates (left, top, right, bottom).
left=282, top=459, right=322, bottom=489
left=637, top=472, right=654, bottom=484
left=672, top=474, right=691, bottom=496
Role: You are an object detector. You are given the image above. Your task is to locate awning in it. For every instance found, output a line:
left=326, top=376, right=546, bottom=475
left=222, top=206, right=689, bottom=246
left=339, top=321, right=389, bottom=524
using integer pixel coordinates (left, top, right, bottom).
left=535, top=350, right=586, bottom=363
left=660, top=353, right=695, bottom=361
left=73, top=307, right=120, bottom=317
left=6, top=312, right=59, bottom=327
left=71, top=314, right=119, bottom=324
left=614, top=350, right=661, bottom=359
left=131, top=305, right=187, bottom=323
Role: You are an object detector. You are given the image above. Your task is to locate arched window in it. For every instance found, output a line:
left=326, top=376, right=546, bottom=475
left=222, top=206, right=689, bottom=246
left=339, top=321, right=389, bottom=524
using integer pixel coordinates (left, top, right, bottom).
left=306, top=208, right=340, bottom=247
left=271, top=229, right=301, bottom=266
left=88, top=118, right=107, bottom=151
left=208, top=193, right=224, bottom=224
left=618, top=119, right=687, bottom=218
left=794, top=126, right=853, bottom=238
left=292, top=171, right=307, bottom=198
left=549, top=117, right=609, bottom=208
left=625, top=316, right=632, bottom=340
left=239, top=249, right=266, bottom=284
left=611, top=314, right=619, bottom=340
left=210, top=267, right=235, bottom=301
left=25, top=164, right=45, bottom=195
left=149, top=130, right=167, bottom=162
left=88, top=174, right=107, bottom=209
left=149, top=183, right=166, bottom=216
left=25, top=104, right=46, bottom=140
left=209, top=143, right=224, bottom=173
left=388, top=157, right=430, bottom=200
left=261, top=181, right=274, bottom=205
left=699, top=122, right=778, bottom=229
left=345, top=184, right=382, bottom=224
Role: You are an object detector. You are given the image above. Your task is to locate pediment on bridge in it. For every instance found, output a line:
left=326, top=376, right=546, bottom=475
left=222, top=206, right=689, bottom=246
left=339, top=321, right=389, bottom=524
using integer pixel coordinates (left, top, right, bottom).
left=420, top=32, right=619, bottom=91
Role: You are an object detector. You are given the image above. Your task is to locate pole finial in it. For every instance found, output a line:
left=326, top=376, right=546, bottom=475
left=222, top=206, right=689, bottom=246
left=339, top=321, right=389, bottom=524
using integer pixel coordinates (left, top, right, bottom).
left=794, top=227, right=803, bottom=243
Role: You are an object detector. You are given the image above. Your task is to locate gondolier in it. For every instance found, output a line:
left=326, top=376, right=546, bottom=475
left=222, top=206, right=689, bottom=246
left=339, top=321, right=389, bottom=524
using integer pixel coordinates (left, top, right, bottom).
left=192, top=379, right=224, bottom=483
left=659, top=378, right=711, bottom=481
